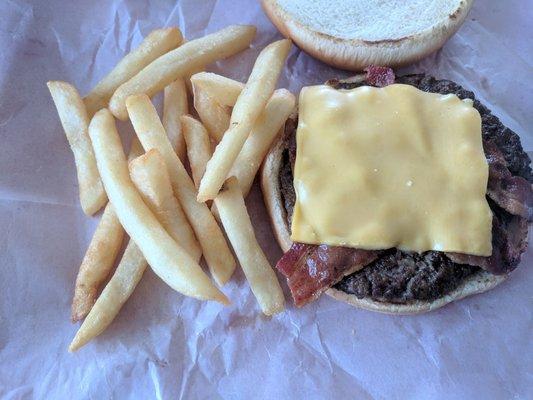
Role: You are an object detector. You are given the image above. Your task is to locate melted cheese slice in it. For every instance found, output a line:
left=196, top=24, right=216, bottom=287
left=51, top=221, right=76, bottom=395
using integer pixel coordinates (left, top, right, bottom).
left=291, top=84, right=492, bottom=256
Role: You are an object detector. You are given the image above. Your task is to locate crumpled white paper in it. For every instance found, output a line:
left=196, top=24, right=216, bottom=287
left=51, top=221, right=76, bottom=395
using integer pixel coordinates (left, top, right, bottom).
left=0, top=0, right=531, bottom=398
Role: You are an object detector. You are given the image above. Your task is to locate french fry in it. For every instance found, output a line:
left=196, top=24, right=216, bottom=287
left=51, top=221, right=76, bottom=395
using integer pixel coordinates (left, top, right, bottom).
left=70, top=138, right=144, bottom=322
left=69, top=138, right=147, bottom=348
left=181, top=115, right=212, bottom=187
left=88, top=108, right=228, bottom=303
left=129, top=149, right=202, bottom=261
left=210, top=89, right=295, bottom=219
left=69, top=241, right=147, bottom=352
left=109, top=25, right=256, bottom=120
left=197, top=39, right=291, bottom=202
left=190, top=72, right=244, bottom=107
left=126, top=94, right=236, bottom=285
left=214, top=177, right=285, bottom=315
left=228, top=89, right=295, bottom=196
left=70, top=204, right=124, bottom=321
left=47, top=81, right=107, bottom=215
left=84, top=28, right=183, bottom=116
left=163, top=78, right=188, bottom=161
left=184, top=66, right=205, bottom=95
left=192, top=85, right=231, bottom=143
left=128, top=136, right=145, bottom=161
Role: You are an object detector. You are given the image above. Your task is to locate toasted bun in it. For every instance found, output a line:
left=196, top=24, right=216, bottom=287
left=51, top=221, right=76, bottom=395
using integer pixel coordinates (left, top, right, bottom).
left=261, top=125, right=507, bottom=314
left=261, top=127, right=294, bottom=253
left=261, top=0, right=473, bottom=70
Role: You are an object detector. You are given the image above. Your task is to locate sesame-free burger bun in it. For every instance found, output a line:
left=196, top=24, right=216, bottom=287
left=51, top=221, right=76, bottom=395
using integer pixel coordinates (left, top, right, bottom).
left=261, top=0, right=474, bottom=70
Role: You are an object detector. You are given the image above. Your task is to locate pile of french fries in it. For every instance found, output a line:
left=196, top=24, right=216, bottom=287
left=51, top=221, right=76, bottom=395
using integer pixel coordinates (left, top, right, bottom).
left=47, top=25, right=295, bottom=352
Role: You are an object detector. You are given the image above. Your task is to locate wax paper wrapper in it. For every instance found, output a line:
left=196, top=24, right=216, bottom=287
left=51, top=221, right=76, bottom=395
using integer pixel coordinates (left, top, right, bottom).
left=0, top=0, right=531, bottom=399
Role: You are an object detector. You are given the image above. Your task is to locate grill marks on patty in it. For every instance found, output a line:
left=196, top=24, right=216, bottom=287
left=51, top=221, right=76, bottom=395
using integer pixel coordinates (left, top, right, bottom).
left=335, top=250, right=478, bottom=304
left=277, top=74, right=531, bottom=304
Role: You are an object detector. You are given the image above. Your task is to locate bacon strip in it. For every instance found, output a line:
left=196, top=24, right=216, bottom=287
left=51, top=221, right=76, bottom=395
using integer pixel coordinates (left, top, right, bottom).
left=446, top=212, right=528, bottom=275
left=276, top=243, right=379, bottom=306
left=445, top=140, right=531, bottom=274
left=364, top=66, right=395, bottom=87
left=484, top=140, right=533, bottom=221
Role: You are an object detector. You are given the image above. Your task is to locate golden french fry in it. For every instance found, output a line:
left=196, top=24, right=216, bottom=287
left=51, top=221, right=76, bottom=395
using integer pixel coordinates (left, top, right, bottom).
left=192, top=85, right=231, bottom=143
left=70, top=204, right=124, bottom=321
left=47, top=81, right=107, bottom=215
left=129, top=149, right=202, bottom=261
left=126, top=94, right=236, bottom=285
left=197, top=39, right=291, bottom=202
left=210, top=89, right=295, bottom=219
left=70, top=138, right=143, bottom=322
left=184, top=66, right=205, bottom=95
left=69, top=138, right=146, bottom=345
left=215, top=177, right=285, bottom=315
left=69, top=241, right=148, bottom=352
left=230, top=89, right=295, bottom=195
left=88, top=108, right=228, bottom=304
left=190, top=72, right=244, bottom=107
left=109, top=25, right=256, bottom=120
left=181, top=115, right=213, bottom=188
left=163, top=78, right=188, bottom=161
left=84, top=28, right=183, bottom=116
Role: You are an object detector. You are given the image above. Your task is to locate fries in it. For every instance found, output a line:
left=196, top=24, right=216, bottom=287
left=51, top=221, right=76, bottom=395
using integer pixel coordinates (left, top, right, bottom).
left=70, top=204, right=124, bottom=321
left=84, top=28, right=183, bottom=116
left=70, top=137, right=143, bottom=322
left=210, top=89, right=295, bottom=219
left=180, top=64, right=205, bottom=94
left=192, top=85, right=231, bottom=143
left=88, top=108, right=228, bottom=303
left=197, top=39, right=291, bottom=202
left=163, top=78, right=188, bottom=161
left=109, top=25, right=256, bottom=120
left=191, top=75, right=295, bottom=192
left=190, top=72, right=244, bottom=107
left=47, top=81, right=107, bottom=215
left=129, top=149, right=202, bottom=261
left=48, top=27, right=300, bottom=349
left=69, top=241, right=147, bottom=352
left=128, top=136, right=145, bottom=161
left=230, top=89, right=295, bottom=196
left=69, top=139, right=147, bottom=347
left=181, top=115, right=213, bottom=187
left=215, top=177, right=284, bottom=315
left=126, top=94, right=236, bottom=285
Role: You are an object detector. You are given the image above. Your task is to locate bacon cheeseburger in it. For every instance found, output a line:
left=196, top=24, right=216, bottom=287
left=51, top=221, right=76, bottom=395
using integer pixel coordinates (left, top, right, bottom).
left=262, top=67, right=532, bottom=313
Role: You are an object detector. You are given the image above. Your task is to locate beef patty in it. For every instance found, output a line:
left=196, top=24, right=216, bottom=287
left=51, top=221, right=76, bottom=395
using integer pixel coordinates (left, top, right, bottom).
left=278, top=75, right=532, bottom=304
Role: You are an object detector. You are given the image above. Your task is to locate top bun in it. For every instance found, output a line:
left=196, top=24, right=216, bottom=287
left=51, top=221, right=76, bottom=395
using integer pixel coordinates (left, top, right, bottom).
left=261, top=0, right=474, bottom=70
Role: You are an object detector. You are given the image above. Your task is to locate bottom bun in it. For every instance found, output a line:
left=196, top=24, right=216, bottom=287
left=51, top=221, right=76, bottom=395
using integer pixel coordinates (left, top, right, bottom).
left=261, top=120, right=508, bottom=314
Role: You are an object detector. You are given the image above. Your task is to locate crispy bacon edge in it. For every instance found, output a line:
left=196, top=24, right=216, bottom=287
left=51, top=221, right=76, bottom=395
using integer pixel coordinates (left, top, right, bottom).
left=276, top=243, right=379, bottom=307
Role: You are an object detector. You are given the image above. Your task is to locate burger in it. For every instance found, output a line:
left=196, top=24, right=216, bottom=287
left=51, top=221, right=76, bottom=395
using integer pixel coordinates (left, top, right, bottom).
left=261, top=67, right=532, bottom=313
